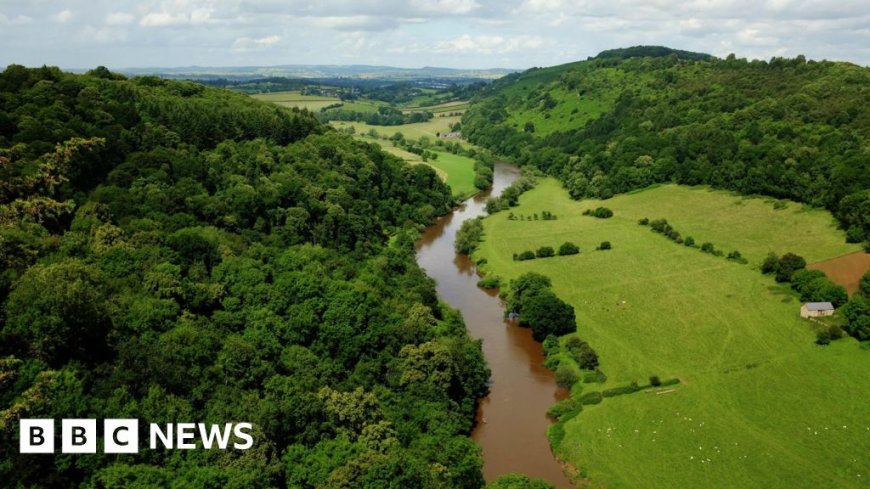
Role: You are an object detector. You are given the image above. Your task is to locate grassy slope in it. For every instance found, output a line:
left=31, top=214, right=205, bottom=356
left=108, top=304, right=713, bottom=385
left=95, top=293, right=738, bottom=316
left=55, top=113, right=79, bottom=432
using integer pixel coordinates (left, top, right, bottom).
left=251, top=91, right=340, bottom=111
left=252, top=91, right=387, bottom=113
left=362, top=138, right=476, bottom=199
left=496, top=64, right=629, bottom=136
left=475, top=178, right=869, bottom=489
left=424, top=151, right=476, bottom=198
left=329, top=115, right=464, bottom=142
left=401, top=100, right=470, bottom=114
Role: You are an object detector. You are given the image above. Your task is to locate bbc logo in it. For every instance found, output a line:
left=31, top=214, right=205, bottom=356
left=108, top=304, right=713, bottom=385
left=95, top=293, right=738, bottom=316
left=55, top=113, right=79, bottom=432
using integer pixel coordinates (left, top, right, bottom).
left=20, top=419, right=254, bottom=453
left=20, top=419, right=138, bottom=454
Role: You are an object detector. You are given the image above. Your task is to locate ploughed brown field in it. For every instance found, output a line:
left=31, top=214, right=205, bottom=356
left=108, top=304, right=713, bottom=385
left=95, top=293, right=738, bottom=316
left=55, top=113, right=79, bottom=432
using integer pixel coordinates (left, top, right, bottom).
left=808, top=251, right=870, bottom=295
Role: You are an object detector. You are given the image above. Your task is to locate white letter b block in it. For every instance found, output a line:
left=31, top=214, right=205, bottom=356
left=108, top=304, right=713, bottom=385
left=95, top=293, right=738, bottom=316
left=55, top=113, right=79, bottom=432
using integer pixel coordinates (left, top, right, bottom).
left=62, top=419, right=97, bottom=453
left=20, top=419, right=54, bottom=453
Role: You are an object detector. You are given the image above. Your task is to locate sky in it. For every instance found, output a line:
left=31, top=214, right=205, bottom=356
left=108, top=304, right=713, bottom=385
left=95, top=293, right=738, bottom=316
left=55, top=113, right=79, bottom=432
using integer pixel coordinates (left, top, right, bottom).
left=1, top=0, right=869, bottom=70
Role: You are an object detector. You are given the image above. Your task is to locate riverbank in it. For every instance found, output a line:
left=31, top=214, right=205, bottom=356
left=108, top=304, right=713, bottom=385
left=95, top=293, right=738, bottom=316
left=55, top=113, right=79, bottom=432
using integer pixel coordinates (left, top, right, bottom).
left=415, top=163, right=574, bottom=488
left=473, top=177, right=870, bottom=489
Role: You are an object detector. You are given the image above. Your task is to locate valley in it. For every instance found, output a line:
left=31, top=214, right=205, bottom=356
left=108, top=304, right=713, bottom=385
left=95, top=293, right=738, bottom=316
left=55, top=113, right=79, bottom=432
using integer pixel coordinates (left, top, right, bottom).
left=473, top=178, right=870, bottom=488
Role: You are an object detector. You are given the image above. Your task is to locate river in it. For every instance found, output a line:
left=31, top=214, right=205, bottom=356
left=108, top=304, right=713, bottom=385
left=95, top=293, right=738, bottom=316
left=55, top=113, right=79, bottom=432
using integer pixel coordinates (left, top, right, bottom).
left=415, top=162, right=574, bottom=488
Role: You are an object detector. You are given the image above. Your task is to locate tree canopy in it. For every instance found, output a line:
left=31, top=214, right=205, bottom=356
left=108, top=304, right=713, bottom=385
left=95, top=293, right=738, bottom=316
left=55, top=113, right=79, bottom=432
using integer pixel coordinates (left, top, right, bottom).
left=0, top=66, right=486, bottom=488
left=463, top=53, right=870, bottom=247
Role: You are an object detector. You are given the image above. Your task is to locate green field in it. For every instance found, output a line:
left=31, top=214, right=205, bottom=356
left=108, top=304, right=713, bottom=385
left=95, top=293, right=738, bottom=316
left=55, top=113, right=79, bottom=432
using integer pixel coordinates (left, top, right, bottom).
left=330, top=114, right=464, bottom=142
left=362, top=137, right=476, bottom=198
left=475, top=179, right=870, bottom=489
left=250, top=91, right=340, bottom=111
left=496, top=65, right=630, bottom=136
left=402, top=100, right=470, bottom=114
left=424, top=150, right=476, bottom=199
left=252, top=91, right=387, bottom=113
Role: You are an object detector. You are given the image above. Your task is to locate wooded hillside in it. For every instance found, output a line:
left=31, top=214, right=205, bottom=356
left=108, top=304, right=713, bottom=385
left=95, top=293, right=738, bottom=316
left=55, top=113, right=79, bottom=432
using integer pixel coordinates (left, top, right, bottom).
left=463, top=47, right=870, bottom=246
left=0, top=66, right=488, bottom=488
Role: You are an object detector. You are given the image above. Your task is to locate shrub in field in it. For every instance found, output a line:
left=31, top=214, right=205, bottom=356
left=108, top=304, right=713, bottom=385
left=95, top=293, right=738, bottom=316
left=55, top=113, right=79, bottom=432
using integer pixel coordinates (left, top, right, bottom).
left=584, top=207, right=613, bottom=218
left=602, top=381, right=641, bottom=398
left=536, top=246, right=555, bottom=258
left=583, top=369, right=607, bottom=384
left=761, top=252, right=780, bottom=274
left=776, top=252, right=807, bottom=282
left=519, top=289, right=576, bottom=341
left=477, top=275, right=501, bottom=289
left=515, top=250, right=536, bottom=261
left=555, top=365, right=579, bottom=388
left=558, top=242, right=580, bottom=255
left=579, top=391, right=604, bottom=405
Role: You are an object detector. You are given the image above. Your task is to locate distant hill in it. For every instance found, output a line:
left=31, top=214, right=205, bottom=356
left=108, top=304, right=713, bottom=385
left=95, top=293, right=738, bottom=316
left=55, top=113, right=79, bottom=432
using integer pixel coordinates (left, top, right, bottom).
left=593, top=45, right=714, bottom=61
left=115, top=64, right=517, bottom=82
left=462, top=48, right=870, bottom=246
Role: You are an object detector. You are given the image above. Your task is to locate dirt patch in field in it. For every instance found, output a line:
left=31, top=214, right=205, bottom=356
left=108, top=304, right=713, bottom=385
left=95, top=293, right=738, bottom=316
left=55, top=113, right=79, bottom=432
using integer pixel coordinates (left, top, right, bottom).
left=808, top=251, right=870, bottom=295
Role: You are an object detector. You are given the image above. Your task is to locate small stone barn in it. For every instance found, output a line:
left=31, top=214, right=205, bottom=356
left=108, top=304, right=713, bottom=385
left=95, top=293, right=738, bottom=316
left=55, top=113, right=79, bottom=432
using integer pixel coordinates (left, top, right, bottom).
left=800, top=302, right=835, bottom=318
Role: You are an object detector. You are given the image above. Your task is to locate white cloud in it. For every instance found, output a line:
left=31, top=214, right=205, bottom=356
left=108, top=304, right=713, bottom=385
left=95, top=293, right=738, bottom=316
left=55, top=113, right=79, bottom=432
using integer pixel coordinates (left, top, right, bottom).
left=106, top=12, right=135, bottom=25
left=78, top=25, right=128, bottom=44
left=432, top=34, right=546, bottom=54
left=139, top=4, right=215, bottom=27
left=309, top=15, right=398, bottom=31
left=0, top=12, right=32, bottom=26
left=53, top=9, right=74, bottom=23
left=515, top=0, right=564, bottom=14
left=336, top=32, right=377, bottom=52
left=411, top=0, right=481, bottom=15
left=140, top=11, right=188, bottom=27
left=232, top=35, right=281, bottom=51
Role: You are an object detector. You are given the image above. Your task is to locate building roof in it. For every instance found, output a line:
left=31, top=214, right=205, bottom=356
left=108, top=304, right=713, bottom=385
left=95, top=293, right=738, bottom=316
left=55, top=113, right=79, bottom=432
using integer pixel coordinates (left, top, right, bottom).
left=804, top=302, right=834, bottom=311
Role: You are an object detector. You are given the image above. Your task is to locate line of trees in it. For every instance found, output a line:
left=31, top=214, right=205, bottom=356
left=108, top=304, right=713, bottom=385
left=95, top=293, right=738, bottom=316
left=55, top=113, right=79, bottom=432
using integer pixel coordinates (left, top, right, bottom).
left=642, top=218, right=746, bottom=263
left=513, top=242, right=580, bottom=261
left=321, top=105, right=434, bottom=125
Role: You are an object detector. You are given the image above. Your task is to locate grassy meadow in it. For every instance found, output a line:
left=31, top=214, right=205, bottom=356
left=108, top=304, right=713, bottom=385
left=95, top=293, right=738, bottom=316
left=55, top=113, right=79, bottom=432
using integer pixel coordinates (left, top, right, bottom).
left=474, top=179, right=870, bottom=489
left=329, top=114, right=465, bottom=142
left=250, top=90, right=341, bottom=111
left=364, top=137, right=476, bottom=198
left=402, top=100, right=470, bottom=114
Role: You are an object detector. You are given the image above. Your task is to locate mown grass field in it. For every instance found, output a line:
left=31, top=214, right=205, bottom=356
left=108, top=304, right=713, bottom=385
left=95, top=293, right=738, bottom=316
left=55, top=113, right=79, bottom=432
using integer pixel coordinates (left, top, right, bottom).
left=330, top=114, right=464, bottom=142
left=251, top=90, right=340, bottom=111
left=474, top=179, right=870, bottom=489
left=402, top=100, right=470, bottom=114
left=363, top=137, right=476, bottom=198
left=252, top=91, right=388, bottom=113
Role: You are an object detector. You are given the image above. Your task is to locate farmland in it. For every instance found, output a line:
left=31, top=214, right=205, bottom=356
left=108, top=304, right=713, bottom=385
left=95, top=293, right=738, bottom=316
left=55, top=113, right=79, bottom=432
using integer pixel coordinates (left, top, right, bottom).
left=250, top=90, right=341, bottom=111
left=474, top=178, right=870, bottom=488
left=329, top=114, right=465, bottom=142
left=364, top=137, right=477, bottom=198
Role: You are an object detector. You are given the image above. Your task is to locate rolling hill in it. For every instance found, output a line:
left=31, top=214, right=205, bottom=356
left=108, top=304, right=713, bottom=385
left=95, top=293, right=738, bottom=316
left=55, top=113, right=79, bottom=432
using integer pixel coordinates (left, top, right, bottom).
left=462, top=46, right=870, bottom=247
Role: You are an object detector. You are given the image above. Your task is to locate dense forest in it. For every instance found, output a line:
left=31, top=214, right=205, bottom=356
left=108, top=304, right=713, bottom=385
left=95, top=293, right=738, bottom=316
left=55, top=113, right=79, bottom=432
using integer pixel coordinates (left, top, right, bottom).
left=462, top=47, right=870, bottom=247
left=0, top=66, right=497, bottom=488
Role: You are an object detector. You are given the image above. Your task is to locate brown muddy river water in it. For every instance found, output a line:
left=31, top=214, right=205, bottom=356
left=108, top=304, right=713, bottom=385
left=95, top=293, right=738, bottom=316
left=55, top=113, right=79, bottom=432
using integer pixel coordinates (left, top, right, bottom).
left=808, top=251, right=870, bottom=295
left=416, top=163, right=573, bottom=488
